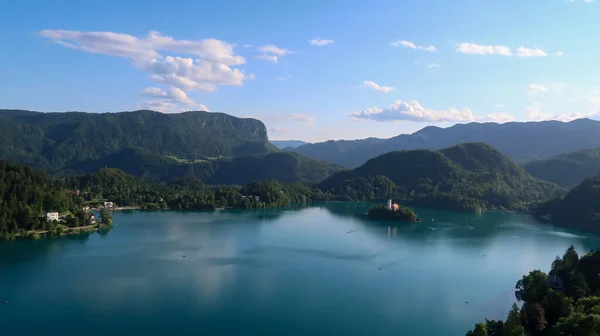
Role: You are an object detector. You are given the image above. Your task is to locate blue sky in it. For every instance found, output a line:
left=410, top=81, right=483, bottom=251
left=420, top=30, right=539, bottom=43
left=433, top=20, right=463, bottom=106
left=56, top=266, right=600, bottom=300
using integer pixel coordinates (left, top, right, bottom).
left=1, top=0, right=599, bottom=142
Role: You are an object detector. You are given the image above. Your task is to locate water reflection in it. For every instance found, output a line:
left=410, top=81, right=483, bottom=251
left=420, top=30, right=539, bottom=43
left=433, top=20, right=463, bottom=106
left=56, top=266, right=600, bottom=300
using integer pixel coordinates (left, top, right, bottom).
left=318, top=202, right=596, bottom=252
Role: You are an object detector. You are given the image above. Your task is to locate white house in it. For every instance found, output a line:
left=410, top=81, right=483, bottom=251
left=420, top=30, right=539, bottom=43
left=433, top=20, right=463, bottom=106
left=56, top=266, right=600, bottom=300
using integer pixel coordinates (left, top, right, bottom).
left=387, top=199, right=392, bottom=210
left=104, top=201, right=114, bottom=209
left=46, top=212, right=59, bottom=221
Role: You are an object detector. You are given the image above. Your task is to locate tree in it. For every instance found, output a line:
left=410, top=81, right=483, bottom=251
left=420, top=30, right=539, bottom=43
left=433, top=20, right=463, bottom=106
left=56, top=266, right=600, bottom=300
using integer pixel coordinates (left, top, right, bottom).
left=484, top=319, right=504, bottom=336
left=100, top=208, right=112, bottom=226
left=523, top=303, right=547, bottom=335
left=515, top=270, right=549, bottom=303
left=503, top=304, right=524, bottom=336
left=466, top=323, right=488, bottom=336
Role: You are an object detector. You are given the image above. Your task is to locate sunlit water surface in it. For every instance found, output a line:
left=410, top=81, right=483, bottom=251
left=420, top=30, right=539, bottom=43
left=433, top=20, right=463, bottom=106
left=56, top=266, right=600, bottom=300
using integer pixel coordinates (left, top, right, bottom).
left=1, top=203, right=598, bottom=335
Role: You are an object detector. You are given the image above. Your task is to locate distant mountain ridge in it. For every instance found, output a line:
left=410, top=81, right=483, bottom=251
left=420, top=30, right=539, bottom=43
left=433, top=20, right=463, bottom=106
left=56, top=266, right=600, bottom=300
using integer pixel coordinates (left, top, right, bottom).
left=292, top=119, right=600, bottom=168
left=319, top=142, right=564, bottom=211
left=0, top=109, right=276, bottom=173
left=524, top=148, right=600, bottom=188
left=270, top=140, right=309, bottom=149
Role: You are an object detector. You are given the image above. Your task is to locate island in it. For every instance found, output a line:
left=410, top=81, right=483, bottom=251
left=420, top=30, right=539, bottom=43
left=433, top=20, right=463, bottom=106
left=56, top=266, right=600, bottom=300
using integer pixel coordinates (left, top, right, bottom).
left=368, top=199, right=420, bottom=222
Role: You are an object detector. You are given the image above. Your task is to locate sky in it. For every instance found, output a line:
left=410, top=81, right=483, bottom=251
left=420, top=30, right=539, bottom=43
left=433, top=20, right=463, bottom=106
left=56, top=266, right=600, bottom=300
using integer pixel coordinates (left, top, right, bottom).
left=1, top=0, right=599, bottom=142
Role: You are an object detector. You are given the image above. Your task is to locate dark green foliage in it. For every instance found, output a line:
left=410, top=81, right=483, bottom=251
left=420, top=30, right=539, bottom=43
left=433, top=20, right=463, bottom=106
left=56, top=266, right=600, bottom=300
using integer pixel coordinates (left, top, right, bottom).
left=465, top=323, right=488, bottom=336
left=367, top=204, right=417, bottom=222
left=532, top=174, right=600, bottom=232
left=467, top=246, right=600, bottom=335
left=0, top=159, right=331, bottom=239
left=59, top=168, right=327, bottom=212
left=292, top=118, right=600, bottom=168
left=0, top=109, right=276, bottom=173
left=100, top=208, right=112, bottom=225
left=319, top=143, right=564, bottom=212
left=0, top=159, right=83, bottom=238
left=524, top=147, right=600, bottom=187
left=64, top=147, right=343, bottom=184
left=503, top=304, right=525, bottom=336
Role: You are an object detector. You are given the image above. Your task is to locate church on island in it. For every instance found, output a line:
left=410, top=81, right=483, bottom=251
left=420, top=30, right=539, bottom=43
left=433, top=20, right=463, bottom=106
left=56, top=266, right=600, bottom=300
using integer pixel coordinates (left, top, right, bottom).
left=386, top=199, right=399, bottom=211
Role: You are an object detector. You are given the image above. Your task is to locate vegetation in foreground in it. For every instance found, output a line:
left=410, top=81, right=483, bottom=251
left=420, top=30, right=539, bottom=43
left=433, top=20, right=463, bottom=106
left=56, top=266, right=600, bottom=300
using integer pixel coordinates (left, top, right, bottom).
left=367, top=204, right=418, bottom=222
left=466, top=246, right=600, bottom=335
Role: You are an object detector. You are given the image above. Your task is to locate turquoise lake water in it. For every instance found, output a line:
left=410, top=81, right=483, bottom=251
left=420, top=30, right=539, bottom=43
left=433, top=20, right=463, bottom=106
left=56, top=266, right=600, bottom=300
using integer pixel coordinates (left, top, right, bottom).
left=1, top=203, right=599, bottom=335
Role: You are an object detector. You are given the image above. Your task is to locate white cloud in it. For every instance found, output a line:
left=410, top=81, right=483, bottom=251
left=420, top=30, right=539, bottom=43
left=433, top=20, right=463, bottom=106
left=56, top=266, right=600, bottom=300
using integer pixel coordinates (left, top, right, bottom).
left=523, top=102, right=595, bottom=122
left=486, top=113, right=515, bottom=123
left=390, top=40, right=437, bottom=52
left=40, top=30, right=245, bottom=65
left=428, top=63, right=440, bottom=69
left=350, top=100, right=514, bottom=123
left=360, top=80, right=396, bottom=93
left=527, top=83, right=549, bottom=93
left=556, top=50, right=565, bottom=57
left=40, top=29, right=248, bottom=111
left=254, top=44, right=294, bottom=63
left=412, top=60, right=420, bottom=65
left=495, top=104, right=505, bottom=108
left=516, top=47, right=548, bottom=57
left=309, top=38, right=333, bottom=46
left=253, top=54, right=279, bottom=63
left=527, top=82, right=565, bottom=95
left=525, top=103, right=554, bottom=121
left=141, top=86, right=208, bottom=113
left=456, top=43, right=512, bottom=56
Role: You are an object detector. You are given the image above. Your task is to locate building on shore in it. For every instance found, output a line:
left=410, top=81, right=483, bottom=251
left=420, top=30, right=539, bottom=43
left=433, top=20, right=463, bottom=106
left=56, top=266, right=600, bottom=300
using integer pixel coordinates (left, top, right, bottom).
left=103, top=201, right=114, bottom=209
left=387, top=199, right=392, bottom=210
left=46, top=212, right=59, bottom=221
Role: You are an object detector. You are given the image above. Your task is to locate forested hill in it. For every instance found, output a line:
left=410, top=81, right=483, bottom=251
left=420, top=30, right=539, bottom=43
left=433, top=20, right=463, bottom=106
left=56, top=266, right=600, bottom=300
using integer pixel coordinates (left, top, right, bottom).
left=0, top=109, right=276, bottom=172
left=0, top=160, right=82, bottom=238
left=524, top=148, right=600, bottom=187
left=319, top=143, right=564, bottom=211
left=532, top=174, right=600, bottom=232
left=291, top=118, right=600, bottom=168
left=64, top=147, right=344, bottom=185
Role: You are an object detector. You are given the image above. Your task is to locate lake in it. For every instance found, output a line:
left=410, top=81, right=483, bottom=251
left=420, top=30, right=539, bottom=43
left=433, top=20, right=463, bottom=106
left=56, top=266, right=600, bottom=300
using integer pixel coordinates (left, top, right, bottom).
left=1, top=203, right=598, bottom=335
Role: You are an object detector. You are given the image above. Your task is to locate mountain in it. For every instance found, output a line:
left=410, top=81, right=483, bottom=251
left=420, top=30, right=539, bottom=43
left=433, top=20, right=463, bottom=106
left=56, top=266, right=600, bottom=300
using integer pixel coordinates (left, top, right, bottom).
left=64, top=147, right=344, bottom=185
left=524, top=148, right=600, bottom=188
left=0, top=109, right=276, bottom=173
left=533, top=174, right=600, bottom=232
left=270, top=140, right=309, bottom=149
left=292, top=119, right=600, bottom=168
left=319, top=143, right=564, bottom=211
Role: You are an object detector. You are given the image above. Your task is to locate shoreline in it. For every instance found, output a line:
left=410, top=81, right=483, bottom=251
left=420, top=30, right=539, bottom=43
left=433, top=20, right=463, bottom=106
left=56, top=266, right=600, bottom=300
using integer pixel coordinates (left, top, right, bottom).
left=10, top=223, right=112, bottom=240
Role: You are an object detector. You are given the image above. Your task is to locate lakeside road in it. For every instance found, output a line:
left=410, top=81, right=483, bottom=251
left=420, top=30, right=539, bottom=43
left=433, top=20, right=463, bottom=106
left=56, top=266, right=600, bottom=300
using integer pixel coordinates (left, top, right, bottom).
left=110, top=206, right=141, bottom=211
